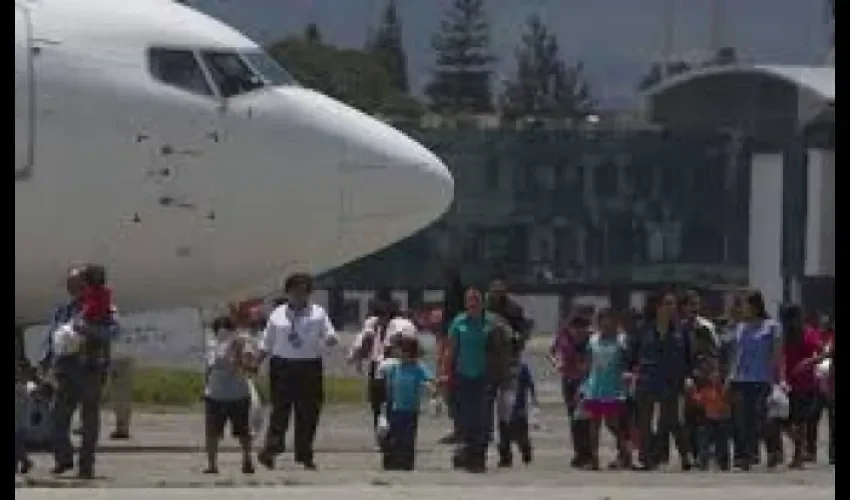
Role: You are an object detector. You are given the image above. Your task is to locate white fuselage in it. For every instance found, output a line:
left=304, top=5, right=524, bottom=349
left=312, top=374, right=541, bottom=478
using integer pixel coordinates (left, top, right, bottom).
left=14, top=0, right=453, bottom=324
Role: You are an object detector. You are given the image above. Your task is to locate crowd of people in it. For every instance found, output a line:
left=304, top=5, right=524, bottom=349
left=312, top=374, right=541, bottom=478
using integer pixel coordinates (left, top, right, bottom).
left=432, top=281, right=835, bottom=473
left=15, top=266, right=835, bottom=478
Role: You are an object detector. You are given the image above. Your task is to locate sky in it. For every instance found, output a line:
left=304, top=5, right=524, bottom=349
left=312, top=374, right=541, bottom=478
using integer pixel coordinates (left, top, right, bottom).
left=193, top=0, right=832, bottom=109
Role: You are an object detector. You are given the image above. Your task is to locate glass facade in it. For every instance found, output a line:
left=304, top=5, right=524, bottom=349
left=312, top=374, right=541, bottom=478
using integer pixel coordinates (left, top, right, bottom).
left=325, top=126, right=752, bottom=288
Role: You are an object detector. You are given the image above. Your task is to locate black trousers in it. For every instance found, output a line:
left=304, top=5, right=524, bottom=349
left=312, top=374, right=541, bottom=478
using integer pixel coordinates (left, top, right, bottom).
left=51, top=359, right=104, bottom=472
left=497, top=415, right=532, bottom=463
left=382, top=410, right=419, bottom=470
left=730, top=382, right=781, bottom=467
left=263, top=357, right=324, bottom=463
left=561, top=377, right=591, bottom=463
left=367, top=362, right=386, bottom=431
left=635, top=391, right=690, bottom=467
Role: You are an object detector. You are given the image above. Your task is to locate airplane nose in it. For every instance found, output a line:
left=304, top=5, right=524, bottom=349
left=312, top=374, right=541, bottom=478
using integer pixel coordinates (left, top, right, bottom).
left=276, top=88, right=454, bottom=262
left=343, top=129, right=454, bottom=223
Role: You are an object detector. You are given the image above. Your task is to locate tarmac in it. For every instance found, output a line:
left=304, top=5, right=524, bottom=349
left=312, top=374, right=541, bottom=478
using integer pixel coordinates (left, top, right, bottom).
left=15, top=406, right=835, bottom=493
left=14, top=336, right=835, bottom=497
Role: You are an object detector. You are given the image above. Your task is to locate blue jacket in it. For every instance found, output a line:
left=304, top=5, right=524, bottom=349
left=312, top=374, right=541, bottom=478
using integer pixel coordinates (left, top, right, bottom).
left=632, top=323, right=692, bottom=397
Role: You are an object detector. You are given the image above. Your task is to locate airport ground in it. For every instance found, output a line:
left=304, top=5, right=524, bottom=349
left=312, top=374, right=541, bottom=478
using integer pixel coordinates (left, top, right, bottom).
left=16, top=335, right=835, bottom=498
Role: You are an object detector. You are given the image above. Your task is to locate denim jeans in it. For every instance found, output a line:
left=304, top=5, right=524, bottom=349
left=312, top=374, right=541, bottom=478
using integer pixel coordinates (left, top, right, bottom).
left=52, top=358, right=104, bottom=472
left=453, top=375, right=490, bottom=465
left=696, top=419, right=731, bottom=468
left=730, top=381, right=777, bottom=466
left=383, top=410, right=418, bottom=470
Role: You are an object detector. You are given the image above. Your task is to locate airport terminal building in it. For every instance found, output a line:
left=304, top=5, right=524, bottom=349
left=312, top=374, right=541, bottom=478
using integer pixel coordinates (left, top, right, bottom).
left=323, top=65, right=834, bottom=318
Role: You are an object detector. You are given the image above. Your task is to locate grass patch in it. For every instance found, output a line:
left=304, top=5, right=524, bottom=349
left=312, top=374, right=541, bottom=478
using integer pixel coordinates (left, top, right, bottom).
left=128, top=366, right=365, bottom=408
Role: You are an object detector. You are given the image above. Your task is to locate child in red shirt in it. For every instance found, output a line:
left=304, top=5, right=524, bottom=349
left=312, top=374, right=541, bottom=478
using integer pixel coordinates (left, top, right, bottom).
left=689, top=358, right=731, bottom=471
left=80, top=265, right=112, bottom=324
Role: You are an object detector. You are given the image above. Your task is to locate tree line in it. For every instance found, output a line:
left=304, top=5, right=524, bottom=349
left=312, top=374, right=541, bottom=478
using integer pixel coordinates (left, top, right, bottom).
left=267, top=0, right=595, bottom=122
left=183, top=0, right=740, bottom=120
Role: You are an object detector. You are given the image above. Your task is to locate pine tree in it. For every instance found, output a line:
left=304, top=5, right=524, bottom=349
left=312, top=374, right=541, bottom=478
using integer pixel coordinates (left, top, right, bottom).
left=304, top=22, right=322, bottom=45
left=367, top=0, right=409, bottom=93
left=425, top=0, right=495, bottom=114
left=500, top=14, right=594, bottom=121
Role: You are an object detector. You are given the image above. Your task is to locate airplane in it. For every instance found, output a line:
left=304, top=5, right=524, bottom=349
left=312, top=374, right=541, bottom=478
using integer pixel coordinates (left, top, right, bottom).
left=14, top=0, right=454, bottom=325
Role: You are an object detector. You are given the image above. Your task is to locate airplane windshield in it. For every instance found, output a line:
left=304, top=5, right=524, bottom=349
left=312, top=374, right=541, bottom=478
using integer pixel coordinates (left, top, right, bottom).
left=239, top=50, right=297, bottom=87
left=200, top=50, right=266, bottom=98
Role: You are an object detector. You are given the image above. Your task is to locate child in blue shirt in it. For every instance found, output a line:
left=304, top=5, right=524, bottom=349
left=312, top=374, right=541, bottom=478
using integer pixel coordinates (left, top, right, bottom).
left=377, top=335, right=435, bottom=471
left=497, top=361, right=535, bottom=467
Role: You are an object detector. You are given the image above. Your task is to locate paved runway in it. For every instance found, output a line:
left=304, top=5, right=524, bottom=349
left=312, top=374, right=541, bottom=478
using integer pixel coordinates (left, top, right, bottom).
left=14, top=485, right=837, bottom=500
left=15, top=407, right=835, bottom=491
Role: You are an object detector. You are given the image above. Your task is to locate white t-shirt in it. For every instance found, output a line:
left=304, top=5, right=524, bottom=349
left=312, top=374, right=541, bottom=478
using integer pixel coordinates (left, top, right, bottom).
left=259, top=303, right=337, bottom=360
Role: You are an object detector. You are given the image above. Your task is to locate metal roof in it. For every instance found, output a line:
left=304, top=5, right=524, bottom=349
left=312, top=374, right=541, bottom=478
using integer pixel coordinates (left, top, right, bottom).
left=645, top=64, right=835, bottom=103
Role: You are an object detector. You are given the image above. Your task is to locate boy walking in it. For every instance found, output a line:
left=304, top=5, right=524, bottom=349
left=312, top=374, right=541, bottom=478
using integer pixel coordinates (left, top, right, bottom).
left=377, top=336, right=435, bottom=471
left=497, top=361, right=534, bottom=467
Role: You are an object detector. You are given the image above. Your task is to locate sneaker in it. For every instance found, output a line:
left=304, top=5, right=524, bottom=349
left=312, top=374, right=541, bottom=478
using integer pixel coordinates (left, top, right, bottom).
left=110, top=430, right=130, bottom=440
left=202, top=466, right=219, bottom=474
left=50, top=463, right=74, bottom=475
left=242, top=460, right=255, bottom=474
left=18, top=458, right=33, bottom=475
left=257, top=450, right=275, bottom=470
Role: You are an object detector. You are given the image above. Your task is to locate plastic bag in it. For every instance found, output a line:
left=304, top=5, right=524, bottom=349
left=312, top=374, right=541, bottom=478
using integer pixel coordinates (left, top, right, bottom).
left=767, top=384, right=789, bottom=420
left=376, top=412, right=390, bottom=441
left=52, top=322, right=82, bottom=356
left=815, top=358, right=833, bottom=395
left=247, top=379, right=266, bottom=436
left=529, top=405, right=543, bottom=431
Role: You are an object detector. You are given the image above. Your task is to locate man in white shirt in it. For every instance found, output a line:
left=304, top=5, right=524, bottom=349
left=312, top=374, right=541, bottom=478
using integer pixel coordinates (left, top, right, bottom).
left=256, top=273, right=338, bottom=471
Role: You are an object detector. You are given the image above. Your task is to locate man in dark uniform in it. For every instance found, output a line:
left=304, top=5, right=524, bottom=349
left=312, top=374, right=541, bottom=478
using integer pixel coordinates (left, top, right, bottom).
left=42, top=264, right=117, bottom=479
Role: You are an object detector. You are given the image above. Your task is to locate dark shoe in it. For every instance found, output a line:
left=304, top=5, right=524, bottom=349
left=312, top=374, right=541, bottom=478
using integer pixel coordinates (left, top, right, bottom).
left=301, top=459, right=317, bottom=470
left=583, top=459, right=600, bottom=471
left=718, top=462, right=730, bottom=472
left=521, top=449, right=533, bottom=465
left=257, top=450, right=275, bottom=470
left=110, top=430, right=130, bottom=440
left=50, top=463, right=74, bottom=475
left=570, top=456, right=588, bottom=468
left=242, top=460, right=255, bottom=474
left=19, top=458, right=33, bottom=475
left=788, top=459, right=805, bottom=470
left=497, top=452, right=512, bottom=468
left=632, top=461, right=656, bottom=471
left=465, top=462, right=487, bottom=473
left=438, top=432, right=458, bottom=445
left=766, top=455, right=780, bottom=469
left=202, top=466, right=219, bottom=474
left=803, top=452, right=816, bottom=463
left=681, top=457, right=693, bottom=471
left=77, top=469, right=94, bottom=480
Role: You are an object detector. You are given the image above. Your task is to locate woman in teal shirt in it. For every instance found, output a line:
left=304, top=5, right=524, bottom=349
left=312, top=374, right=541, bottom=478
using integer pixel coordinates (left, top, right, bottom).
left=444, top=287, right=496, bottom=473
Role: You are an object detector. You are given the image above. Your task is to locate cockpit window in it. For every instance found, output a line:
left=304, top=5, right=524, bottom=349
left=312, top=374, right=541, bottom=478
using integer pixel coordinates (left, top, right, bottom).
left=200, top=51, right=265, bottom=98
left=239, top=50, right=297, bottom=87
left=148, top=48, right=213, bottom=97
